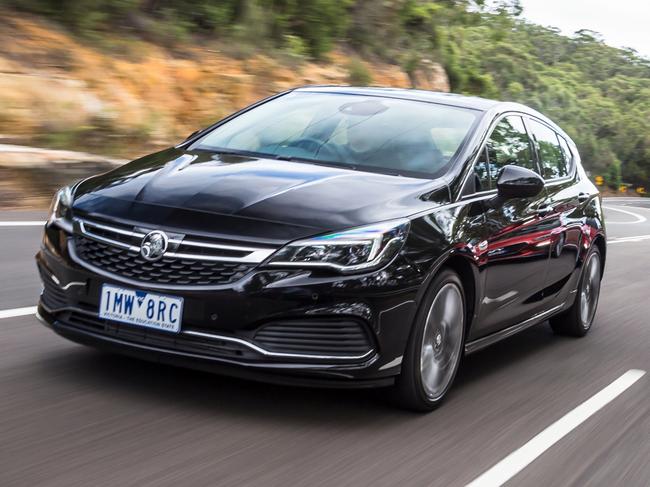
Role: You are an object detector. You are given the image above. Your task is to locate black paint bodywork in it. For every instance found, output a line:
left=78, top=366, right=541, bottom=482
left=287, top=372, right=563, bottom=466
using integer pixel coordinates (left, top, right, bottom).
left=36, top=87, right=606, bottom=387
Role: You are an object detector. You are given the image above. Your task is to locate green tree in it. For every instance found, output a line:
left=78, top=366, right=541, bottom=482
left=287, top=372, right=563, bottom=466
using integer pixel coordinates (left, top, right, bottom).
left=607, top=161, right=622, bottom=190
left=3, top=0, right=650, bottom=189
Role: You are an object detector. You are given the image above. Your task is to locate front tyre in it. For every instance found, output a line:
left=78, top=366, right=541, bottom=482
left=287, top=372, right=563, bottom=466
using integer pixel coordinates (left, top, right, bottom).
left=550, top=246, right=602, bottom=337
left=394, top=269, right=465, bottom=411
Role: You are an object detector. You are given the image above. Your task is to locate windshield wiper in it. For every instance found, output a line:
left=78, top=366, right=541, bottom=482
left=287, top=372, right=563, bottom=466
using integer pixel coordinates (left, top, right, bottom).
left=203, top=146, right=356, bottom=171
left=200, top=147, right=277, bottom=159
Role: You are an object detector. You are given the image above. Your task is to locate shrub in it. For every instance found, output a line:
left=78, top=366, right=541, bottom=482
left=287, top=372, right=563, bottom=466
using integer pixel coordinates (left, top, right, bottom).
left=347, top=58, right=372, bottom=86
left=283, top=34, right=308, bottom=63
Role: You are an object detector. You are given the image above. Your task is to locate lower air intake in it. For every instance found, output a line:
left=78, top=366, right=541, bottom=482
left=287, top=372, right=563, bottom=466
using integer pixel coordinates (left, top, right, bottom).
left=40, top=270, right=68, bottom=310
left=253, top=320, right=374, bottom=357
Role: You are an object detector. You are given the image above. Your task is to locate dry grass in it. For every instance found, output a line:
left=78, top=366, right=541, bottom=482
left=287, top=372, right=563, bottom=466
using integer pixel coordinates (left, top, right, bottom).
left=0, top=11, right=449, bottom=157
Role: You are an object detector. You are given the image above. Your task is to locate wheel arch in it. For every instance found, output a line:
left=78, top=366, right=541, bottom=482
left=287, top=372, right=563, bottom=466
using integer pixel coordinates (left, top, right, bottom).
left=424, top=253, right=481, bottom=339
left=443, top=255, right=479, bottom=337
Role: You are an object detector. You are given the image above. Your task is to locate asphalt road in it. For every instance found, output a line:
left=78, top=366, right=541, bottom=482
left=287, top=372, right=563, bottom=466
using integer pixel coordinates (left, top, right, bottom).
left=1, top=199, right=649, bottom=486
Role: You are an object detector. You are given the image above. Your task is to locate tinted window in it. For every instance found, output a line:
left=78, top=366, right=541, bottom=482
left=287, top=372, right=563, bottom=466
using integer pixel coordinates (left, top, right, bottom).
left=528, top=119, right=568, bottom=180
left=195, top=92, right=479, bottom=177
left=486, top=115, right=536, bottom=183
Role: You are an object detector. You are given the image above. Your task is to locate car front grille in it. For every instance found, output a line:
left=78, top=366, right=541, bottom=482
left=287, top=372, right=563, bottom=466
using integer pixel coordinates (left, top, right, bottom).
left=74, top=235, right=255, bottom=286
left=70, top=217, right=277, bottom=287
left=254, top=320, right=374, bottom=357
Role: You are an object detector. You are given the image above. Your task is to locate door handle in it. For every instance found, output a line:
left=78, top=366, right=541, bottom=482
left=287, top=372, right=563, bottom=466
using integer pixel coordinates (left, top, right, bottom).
left=578, top=192, right=589, bottom=204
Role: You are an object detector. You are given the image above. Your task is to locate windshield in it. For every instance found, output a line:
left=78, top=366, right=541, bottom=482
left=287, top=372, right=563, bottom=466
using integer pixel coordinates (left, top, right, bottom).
left=194, top=92, right=479, bottom=177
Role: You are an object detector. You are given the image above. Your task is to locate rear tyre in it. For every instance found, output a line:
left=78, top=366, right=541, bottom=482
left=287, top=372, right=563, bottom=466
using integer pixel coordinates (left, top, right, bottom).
left=549, top=246, right=602, bottom=337
left=394, top=269, right=465, bottom=412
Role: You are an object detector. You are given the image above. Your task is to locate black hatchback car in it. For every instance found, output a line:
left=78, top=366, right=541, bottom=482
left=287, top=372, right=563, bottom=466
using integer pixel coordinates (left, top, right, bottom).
left=37, top=87, right=605, bottom=410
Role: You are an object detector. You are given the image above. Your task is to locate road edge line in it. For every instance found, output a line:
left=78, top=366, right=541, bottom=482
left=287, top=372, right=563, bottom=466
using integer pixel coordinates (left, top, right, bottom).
left=465, top=369, right=647, bottom=487
left=603, top=206, right=646, bottom=224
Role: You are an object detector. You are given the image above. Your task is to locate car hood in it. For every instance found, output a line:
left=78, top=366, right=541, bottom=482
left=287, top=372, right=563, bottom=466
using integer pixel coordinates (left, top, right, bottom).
left=73, top=148, right=449, bottom=244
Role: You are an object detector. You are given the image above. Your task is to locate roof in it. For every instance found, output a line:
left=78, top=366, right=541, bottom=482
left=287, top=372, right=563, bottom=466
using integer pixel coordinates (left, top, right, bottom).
left=293, top=86, right=501, bottom=111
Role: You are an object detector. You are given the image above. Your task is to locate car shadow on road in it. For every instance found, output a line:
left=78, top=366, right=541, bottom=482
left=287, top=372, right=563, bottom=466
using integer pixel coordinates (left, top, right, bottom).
left=35, top=321, right=565, bottom=422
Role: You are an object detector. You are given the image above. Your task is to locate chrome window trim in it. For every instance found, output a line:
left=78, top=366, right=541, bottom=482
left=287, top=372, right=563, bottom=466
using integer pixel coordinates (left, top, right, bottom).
left=460, top=170, right=573, bottom=199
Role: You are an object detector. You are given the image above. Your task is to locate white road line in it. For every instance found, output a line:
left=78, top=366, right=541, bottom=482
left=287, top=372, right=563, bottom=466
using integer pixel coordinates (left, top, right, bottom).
left=608, top=234, right=650, bottom=244
left=602, top=198, right=650, bottom=207
left=0, top=305, right=38, bottom=319
left=603, top=197, right=649, bottom=201
left=0, top=221, right=45, bottom=227
left=466, top=369, right=646, bottom=487
left=603, top=206, right=647, bottom=224
left=610, top=205, right=650, bottom=212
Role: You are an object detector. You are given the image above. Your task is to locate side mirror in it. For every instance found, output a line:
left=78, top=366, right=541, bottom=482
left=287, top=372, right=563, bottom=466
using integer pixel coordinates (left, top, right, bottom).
left=496, top=165, right=545, bottom=199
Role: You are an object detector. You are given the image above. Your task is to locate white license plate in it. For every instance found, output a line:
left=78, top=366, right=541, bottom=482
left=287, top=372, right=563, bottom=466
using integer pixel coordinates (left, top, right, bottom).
left=99, top=284, right=183, bottom=333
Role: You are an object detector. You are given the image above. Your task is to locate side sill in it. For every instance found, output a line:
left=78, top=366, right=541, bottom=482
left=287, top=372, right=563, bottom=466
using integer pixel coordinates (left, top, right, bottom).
left=464, top=304, right=565, bottom=354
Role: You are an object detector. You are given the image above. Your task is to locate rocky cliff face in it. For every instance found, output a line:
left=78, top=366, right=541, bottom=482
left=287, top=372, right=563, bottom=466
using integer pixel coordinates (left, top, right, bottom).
left=0, top=12, right=450, bottom=158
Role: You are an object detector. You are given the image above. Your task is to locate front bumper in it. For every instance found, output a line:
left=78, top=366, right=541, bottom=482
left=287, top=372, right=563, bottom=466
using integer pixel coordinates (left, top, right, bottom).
left=36, top=223, right=421, bottom=387
left=37, top=304, right=393, bottom=388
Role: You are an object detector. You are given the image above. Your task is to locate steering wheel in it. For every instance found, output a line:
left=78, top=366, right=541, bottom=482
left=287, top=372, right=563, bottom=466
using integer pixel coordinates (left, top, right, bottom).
left=287, top=137, right=345, bottom=161
left=288, top=137, right=324, bottom=152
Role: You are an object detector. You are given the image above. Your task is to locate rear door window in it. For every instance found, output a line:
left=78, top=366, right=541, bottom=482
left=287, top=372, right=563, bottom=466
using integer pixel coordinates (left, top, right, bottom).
left=528, top=119, right=569, bottom=180
left=557, top=135, right=573, bottom=168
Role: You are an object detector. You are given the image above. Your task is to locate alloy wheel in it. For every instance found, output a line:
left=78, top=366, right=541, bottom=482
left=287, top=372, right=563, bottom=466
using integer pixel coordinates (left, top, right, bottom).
left=419, top=283, right=464, bottom=400
left=580, top=253, right=601, bottom=328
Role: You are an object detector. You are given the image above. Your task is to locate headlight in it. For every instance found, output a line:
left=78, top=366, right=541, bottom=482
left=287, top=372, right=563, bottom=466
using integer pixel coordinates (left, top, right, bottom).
left=267, top=219, right=410, bottom=273
left=47, top=185, right=73, bottom=226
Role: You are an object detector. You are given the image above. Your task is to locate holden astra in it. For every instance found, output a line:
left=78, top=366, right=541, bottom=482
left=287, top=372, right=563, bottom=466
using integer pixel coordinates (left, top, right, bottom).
left=36, top=87, right=605, bottom=410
